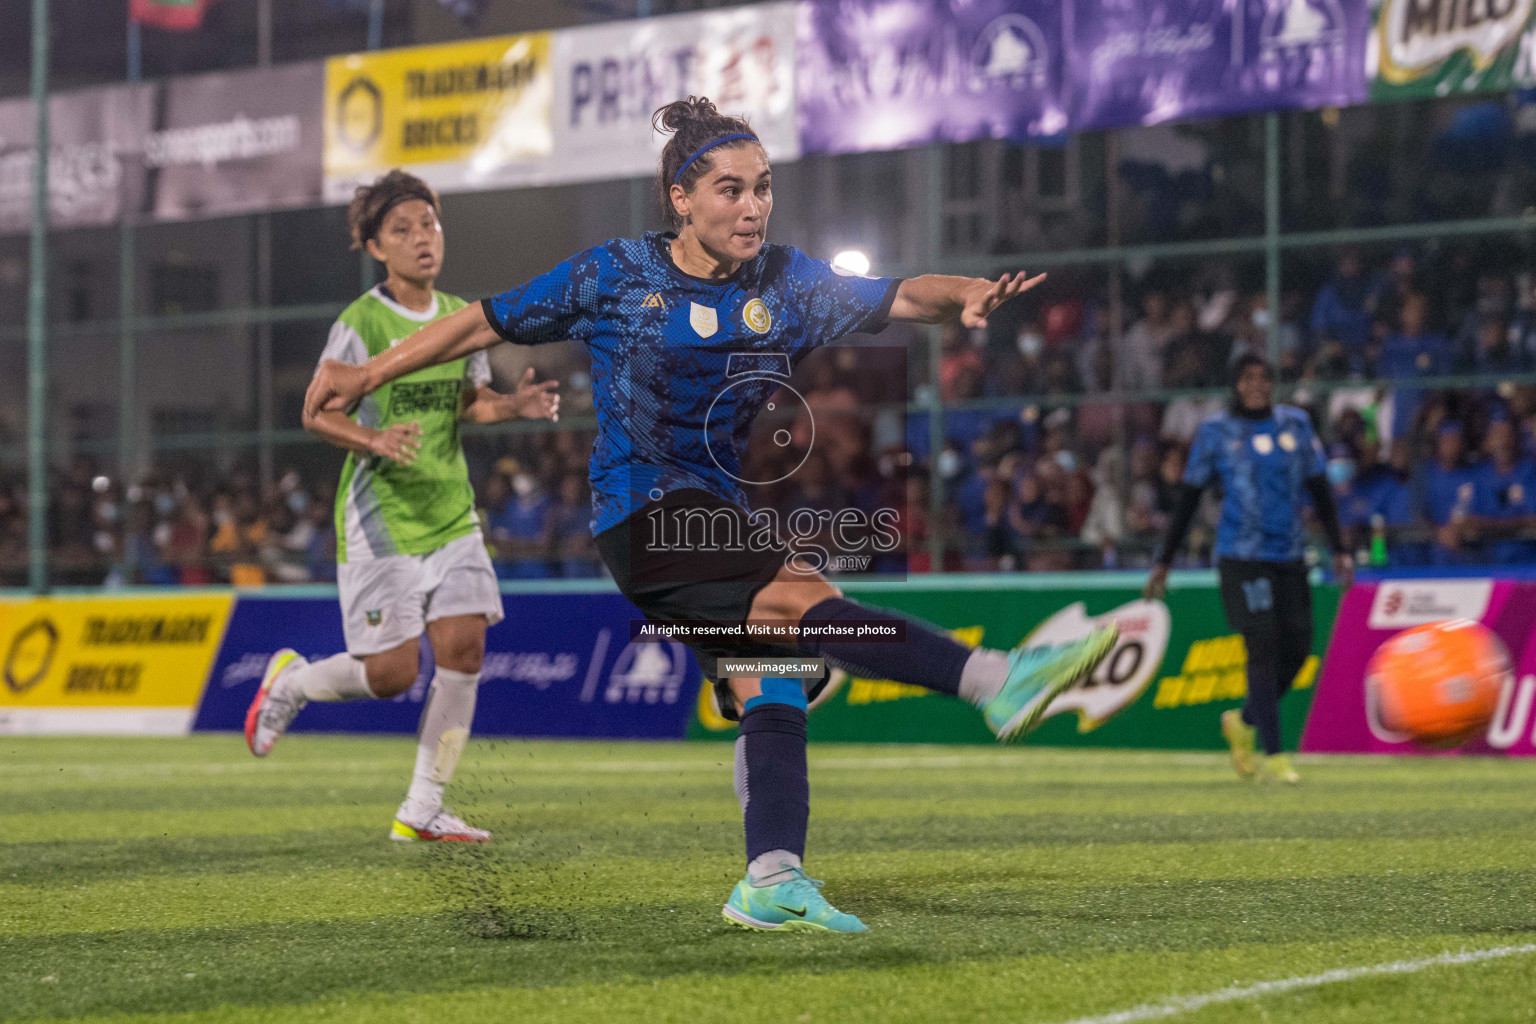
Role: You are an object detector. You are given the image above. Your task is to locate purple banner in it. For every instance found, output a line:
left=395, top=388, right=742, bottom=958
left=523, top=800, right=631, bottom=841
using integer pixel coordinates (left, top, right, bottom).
left=1070, top=0, right=1368, bottom=132
left=1302, top=580, right=1536, bottom=757
left=194, top=591, right=702, bottom=740
left=796, top=0, right=1069, bottom=155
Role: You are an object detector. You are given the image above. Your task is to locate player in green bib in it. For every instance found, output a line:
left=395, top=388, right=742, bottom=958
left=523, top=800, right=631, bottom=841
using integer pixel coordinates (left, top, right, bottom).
left=244, top=170, right=559, bottom=843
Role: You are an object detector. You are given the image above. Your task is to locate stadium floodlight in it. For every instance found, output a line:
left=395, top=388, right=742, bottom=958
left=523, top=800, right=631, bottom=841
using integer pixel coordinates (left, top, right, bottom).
left=831, top=249, right=871, bottom=277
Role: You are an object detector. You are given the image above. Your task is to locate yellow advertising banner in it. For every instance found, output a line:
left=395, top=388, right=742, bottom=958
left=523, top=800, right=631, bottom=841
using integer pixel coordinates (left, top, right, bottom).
left=0, top=594, right=233, bottom=734
left=324, top=33, right=554, bottom=202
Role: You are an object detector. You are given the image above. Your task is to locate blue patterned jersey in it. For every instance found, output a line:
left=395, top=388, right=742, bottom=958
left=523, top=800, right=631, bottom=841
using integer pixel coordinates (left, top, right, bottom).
left=1184, top=405, right=1327, bottom=562
left=482, top=233, right=899, bottom=535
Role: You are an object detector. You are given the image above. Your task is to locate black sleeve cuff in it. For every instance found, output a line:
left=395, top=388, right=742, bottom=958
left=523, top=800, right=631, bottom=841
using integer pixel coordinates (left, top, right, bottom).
left=480, top=297, right=518, bottom=342
left=860, top=278, right=904, bottom=336
left=1155, top=482, right=1205, bottom=566
left=1304, top=474, right=1347, bottom=555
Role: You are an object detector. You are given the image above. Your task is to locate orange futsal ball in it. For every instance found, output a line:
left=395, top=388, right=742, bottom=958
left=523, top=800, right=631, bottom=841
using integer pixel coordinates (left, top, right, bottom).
left=1366, top=619, right=1510, bottom=748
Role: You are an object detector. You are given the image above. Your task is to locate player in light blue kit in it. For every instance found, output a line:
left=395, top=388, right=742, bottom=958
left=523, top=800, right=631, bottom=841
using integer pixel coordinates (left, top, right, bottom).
left=306, top=96, right=1117, bottom=933
left=1147, top=355, right=1352, bottom=783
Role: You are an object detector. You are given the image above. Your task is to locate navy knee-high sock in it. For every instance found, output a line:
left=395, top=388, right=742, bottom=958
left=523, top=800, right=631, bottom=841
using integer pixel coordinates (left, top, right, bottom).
left=797, top=597, right=970, bottom=696
left=1242, top=662, right=1284, bottom=755
left=735, top=702, right=809, bottom=866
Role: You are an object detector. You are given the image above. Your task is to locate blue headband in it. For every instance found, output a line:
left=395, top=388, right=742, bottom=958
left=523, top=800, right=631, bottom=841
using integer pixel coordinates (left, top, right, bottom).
left=673, top=133, right=758, bottom=185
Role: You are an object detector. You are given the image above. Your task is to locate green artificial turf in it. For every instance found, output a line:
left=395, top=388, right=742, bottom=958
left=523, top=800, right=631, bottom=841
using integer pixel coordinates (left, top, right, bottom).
left=2, top=737, right=1535, bottom=1023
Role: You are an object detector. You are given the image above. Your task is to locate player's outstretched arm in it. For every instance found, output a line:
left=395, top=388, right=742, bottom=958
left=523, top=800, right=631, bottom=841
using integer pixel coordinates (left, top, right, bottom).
left=305, top=302, right=501, bottom=420
left=461, top=368, right=561, bottom=424
left=889, top=272, right=1047, bottom=327
left=1145, top=483, right=1204, bottom=600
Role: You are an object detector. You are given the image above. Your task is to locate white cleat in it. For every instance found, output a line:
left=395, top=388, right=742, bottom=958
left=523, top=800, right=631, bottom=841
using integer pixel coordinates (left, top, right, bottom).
left=390, top=807, right=492, bottom=843
left=244, top=648, right=308, bottom=757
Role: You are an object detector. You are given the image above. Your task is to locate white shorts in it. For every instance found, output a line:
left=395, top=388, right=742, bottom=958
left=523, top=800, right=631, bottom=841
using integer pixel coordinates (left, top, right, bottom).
left=337, top=530, right=504, bottom=656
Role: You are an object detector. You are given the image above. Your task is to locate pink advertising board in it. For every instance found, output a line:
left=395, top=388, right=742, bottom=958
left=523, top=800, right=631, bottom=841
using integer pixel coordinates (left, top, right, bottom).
left=1302, top=580, right=1536, bottom=756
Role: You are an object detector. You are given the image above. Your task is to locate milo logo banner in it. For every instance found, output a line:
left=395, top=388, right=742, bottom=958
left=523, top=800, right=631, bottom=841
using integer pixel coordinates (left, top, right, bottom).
left=1369, top=0, right=1536, bottom=98
left=688, top=579, right=1339, bottom=748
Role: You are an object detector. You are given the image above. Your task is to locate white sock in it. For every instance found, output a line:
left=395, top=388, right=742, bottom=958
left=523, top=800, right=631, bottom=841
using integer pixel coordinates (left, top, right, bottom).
left=957, top=648, right=1011, bottom=707
left=399, top=666, right=479, bottom=824
left=748, top=850, right=802, bottom=887
left=280, top=652, right=374, bottom=702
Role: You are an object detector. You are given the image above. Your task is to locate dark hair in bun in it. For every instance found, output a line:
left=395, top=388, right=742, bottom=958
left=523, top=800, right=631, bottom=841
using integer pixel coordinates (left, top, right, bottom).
left=652, top=96, right=759, bottom=228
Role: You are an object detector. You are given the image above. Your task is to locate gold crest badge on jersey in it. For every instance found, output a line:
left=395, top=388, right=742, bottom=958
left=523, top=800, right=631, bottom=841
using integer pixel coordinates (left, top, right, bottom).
left=690, top=302, right=719, bottom=339
left=742, top=298, right=772, bottom=335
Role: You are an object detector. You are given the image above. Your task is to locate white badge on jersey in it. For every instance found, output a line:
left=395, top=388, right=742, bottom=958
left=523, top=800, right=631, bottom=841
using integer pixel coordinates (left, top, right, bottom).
left=1278, top=431, right=1297, bottom=452
left=1512, top=484, right=1526, bottom=506
left=742, top=298, right=772, bottom=335
left=690, top=302, right=719, bottom=339
left=1252, top=433, right=1275, bottom=455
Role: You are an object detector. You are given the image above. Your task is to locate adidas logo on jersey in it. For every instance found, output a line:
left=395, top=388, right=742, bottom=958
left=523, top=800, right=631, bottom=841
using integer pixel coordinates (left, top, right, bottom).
left=641, top=293, right=668, bottom=311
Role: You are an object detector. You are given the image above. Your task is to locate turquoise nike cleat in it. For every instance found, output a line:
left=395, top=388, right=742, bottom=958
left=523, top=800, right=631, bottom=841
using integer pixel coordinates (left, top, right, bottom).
left=721, top=867, right=868, bottom=933
left=983, top=625, right=1120, bottom=742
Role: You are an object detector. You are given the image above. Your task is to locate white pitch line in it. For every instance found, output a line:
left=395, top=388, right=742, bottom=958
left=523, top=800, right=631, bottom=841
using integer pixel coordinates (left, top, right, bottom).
left=1053, top=944, right=1536, bottom=1024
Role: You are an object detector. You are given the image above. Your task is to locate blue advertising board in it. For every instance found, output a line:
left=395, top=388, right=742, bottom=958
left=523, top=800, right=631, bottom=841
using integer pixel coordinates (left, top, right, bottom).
left=192, top=591, right=702, bottom=740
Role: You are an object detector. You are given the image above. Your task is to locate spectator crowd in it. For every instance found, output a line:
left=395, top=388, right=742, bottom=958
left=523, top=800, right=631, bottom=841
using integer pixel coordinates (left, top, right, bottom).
left=4, top=245, right=1536, bottom=587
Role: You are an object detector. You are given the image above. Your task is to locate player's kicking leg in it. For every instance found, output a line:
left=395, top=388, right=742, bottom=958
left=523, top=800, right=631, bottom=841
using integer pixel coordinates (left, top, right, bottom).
left=753, top=567, right=1119, bottom=743
left=717, top=577, right=1117, bottom=933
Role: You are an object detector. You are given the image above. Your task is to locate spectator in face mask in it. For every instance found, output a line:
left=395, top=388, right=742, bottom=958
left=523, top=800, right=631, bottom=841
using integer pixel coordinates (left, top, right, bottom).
left=492, top=469, right=553, bottom=578
left=1326, top=443, right=1370, bottom=553
left=988, top=321, right=1045, bottom=397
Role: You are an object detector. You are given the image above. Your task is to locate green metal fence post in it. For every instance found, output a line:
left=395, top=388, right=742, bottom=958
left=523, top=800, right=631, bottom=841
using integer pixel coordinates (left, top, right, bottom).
left=120, top=18, right=141, bottom=581
left=360, top=0, right=384, bottom=295
left=1265, top=113, right=1282, bottom=368
left=926, top=144, right=946, bottom=573
left=27, top=0, right=49, bottom=594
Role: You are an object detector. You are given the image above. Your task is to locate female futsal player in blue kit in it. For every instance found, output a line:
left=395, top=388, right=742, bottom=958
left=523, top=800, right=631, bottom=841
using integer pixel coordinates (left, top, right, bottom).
left=1147, top=354, right=1352, bottom=783
left=306, top=97, right=1118, bottom=933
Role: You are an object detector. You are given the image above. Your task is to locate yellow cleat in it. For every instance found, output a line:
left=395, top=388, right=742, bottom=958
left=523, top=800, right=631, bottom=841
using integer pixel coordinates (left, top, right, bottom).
left=1220, top=708, right=1258, bottom=780
left=1260, top=753, right=1300, bottom=785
